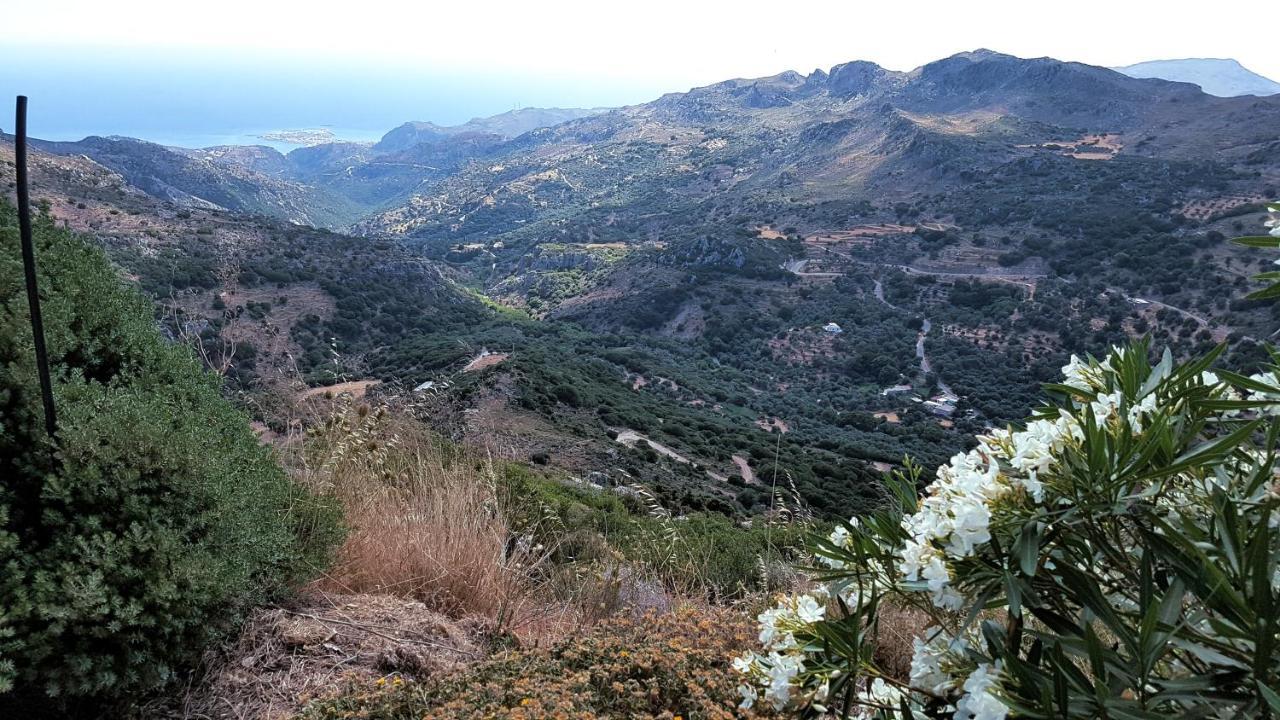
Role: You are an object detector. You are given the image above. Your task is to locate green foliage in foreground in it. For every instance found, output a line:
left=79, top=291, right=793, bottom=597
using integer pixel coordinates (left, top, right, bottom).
left=0, top=201, right=341, bottom=710
left=739, top=342, right=1280, bottom=718
left=501, top=463, right=809, bottom=598
left=1233, top=201, right=1280, bottom=300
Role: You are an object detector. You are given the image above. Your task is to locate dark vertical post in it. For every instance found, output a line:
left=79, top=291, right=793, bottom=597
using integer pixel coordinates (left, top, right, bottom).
left=15, top=95, right=57, bottom=439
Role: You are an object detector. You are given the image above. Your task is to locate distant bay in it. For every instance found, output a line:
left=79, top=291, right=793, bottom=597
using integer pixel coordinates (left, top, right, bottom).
left=28, top=127, right=385, bottom=152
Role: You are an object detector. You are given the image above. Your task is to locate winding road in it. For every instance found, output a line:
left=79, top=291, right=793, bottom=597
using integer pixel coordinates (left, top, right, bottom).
left=1111, top=289, right=1209, bottom=327
left=792, top=246, right=1044, bottom=401
left=873, top=279, right=955, bottom=398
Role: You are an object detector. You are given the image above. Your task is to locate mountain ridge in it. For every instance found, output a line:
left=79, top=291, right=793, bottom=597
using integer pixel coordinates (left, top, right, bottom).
left=375, top=106, right=607, bottom=151
left=1113, top=58, right=1280, bottom=97
left=15, top=50, right=1279, bottom=232
left=4, top=47, right=1279, bottom=524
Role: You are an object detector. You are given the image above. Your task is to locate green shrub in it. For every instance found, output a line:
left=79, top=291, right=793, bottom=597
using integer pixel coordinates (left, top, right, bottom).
left=500, top=464, right=808, bottom=598
left=0, top=202, right=341, bottom=711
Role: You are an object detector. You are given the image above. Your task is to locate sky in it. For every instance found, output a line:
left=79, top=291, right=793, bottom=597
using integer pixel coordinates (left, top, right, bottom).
left=0, top=0, right=1274, bottom=146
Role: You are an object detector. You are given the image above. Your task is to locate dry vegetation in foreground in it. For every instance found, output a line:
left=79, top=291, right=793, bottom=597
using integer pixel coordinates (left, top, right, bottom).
left=298, top=606, right=785, bottom=720
left=140, top=395, right=929, bottom=719
left=290, top=402, right=571, bottom=640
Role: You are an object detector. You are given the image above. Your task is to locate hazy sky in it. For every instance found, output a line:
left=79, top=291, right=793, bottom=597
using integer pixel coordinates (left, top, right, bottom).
left=1, top=0, right=1274, bottom=144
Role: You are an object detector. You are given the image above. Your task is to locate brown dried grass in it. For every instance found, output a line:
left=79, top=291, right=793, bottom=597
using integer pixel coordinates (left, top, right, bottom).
left=871, top=602, right=935, bottom=681
left=133, top=591, right=481, bottom=720
left=287, top=401, right=572, bottom=642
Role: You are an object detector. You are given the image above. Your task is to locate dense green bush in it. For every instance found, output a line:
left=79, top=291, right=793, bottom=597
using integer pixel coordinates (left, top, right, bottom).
left=0, top=202, right=341, bottom=711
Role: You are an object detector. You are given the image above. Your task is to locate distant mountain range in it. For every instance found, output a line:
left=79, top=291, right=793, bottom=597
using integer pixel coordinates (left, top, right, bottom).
left=1113, top=58, right=1280, bottom=97
left=376, top=107, right=607, bottom=152
left=10, top=50, right=1278, bottom=235
left=5, top=48, right=1280, bottom=518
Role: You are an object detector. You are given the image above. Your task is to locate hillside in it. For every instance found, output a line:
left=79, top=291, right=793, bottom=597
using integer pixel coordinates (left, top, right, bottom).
left=343, top=50, right=1279, bottom=476
left=0, top=139, right=934, bottom=519
left=12, top=106, right=602, bottom=229
left=1114, top=58, right=1280, bottom=97
left=5, top=49, right=1280, bottom=522
left=375, top=107, right=605, bottom=151
left=6, top=46, right=1280, bottom=718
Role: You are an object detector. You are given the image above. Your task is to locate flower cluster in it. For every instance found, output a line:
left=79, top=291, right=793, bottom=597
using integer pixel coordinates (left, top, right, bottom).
left=733, top=593, right=827, bottom=709
left=737, top=345, right=1280, bottom=718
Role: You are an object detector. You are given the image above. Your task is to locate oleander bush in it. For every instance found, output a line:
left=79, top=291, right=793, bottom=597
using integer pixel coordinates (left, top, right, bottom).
left=735, top=342, right=1280, bottom=718
left=0, top=201, right=341, bottom=711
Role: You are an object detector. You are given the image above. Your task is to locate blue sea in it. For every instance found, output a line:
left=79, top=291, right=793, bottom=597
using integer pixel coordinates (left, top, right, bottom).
left=0, top=45, right=660, bottom=150
left=48, top=128, right=388, bottom=153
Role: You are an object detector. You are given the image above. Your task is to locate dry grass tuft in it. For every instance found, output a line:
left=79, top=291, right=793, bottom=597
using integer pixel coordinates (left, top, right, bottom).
left=287, top=400, right=571, bottom=642
left=871, top=602, right=935, bottom=681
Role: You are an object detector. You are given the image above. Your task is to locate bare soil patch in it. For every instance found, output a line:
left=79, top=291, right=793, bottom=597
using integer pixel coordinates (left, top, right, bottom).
left=141, top=592, right=481, bottom=720
left=754, top=416, right=790, bottom=434
left=300, top=380, right=381, bottom=401
left=462, top=352, right=509, bottom=373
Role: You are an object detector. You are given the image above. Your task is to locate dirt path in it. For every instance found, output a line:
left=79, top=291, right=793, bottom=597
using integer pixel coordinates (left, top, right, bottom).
left=870, top=261, right=1046, bottom=281
left=613, top=429, right=728, bottom=482
left=873, top=279, right=898, bottom=309
left=300, top=379, right=380, bottom=400
left=872, top=279, right=954, bottom=397
left=463, top=351, right=508, bottom=373
left=731, top=455, right=757, bottom=484
left=917, top=319, right=956, bottom=399
left=1113, top=289, right=1208, bottom=326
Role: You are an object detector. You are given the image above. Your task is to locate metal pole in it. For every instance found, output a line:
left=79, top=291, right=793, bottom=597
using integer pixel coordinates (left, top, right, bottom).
left=15, top=95, right=57, bottom=439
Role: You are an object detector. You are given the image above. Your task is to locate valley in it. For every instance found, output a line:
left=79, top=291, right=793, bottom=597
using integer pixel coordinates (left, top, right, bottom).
left=4, top=49, right=1279, bottom=523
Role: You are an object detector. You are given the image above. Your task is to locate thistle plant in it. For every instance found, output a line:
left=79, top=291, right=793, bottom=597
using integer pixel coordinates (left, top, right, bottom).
left=735, top=342, right=1280, bottom=718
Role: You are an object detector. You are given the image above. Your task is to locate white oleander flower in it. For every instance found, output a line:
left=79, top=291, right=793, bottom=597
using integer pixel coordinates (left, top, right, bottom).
left=1061, top=354, right=1095, bottom=391
left=737, top=682, right=758, bottom=710
left=945, top=494, right=993, bottom=557
left=1090, top=389, right=1122, bottom=426
left=909, top=630, right=961, bottom=694
left=955, top=663, right=1008, bottom=720
left=899, top=538, right=936, bottom=581
left=757, top=605, right=791, bottom=648
left=764, top=651, right=805, bottom=710
left=1126, top=392, right=1159, bottom=433
left=794, top=594, right=826, bottom=624
left=859, top=677, right=904, bottom=712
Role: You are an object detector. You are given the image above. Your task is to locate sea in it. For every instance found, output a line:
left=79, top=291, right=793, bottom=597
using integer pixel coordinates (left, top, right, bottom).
left=37, top=128, right=388, bottom=153
left=0, top=46, right=655, bottom=152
